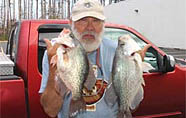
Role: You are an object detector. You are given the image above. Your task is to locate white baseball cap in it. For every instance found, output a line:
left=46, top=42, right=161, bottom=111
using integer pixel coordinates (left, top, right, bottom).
left=71, top=0, right=106, bottom=21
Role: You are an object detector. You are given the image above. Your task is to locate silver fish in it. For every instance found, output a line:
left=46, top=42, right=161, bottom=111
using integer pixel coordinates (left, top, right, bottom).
left=112, top=35, right=147, bottom=118
left=51, top=28, right=89, bottom=116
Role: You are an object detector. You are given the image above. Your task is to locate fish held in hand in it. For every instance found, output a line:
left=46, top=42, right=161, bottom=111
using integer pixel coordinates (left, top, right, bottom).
left=51, top=28, right=89, bottom=116
left=112, top=35, right=153, bottom=118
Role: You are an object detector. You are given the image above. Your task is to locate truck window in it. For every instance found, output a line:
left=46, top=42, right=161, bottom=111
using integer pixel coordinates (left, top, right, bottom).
left=37, top=26, right=159, bottom=74
left=104, top=28, right=158, bottom=70
left=6, top=23, right=20, bottom=63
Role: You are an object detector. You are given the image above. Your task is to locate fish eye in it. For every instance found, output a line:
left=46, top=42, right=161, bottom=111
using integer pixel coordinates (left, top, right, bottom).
left=61, top=44, right=68, bottom=48
left=69, top=32, right=75, bottom=39
left=63, top=50, right=67, bottom=54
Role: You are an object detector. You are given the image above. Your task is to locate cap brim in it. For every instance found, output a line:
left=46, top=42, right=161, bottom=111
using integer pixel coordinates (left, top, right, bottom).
left=72, top=11, right=106, bottom=21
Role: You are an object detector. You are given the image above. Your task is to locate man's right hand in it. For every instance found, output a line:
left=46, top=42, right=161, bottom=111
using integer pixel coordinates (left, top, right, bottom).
left=44, top=38, right=60, bottom=63
left=40, top=39, right=62, bottom=118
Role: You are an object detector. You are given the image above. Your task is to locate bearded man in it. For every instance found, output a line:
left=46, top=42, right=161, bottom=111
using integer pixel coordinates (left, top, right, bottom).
left=39, top=0, right=144, bottom=118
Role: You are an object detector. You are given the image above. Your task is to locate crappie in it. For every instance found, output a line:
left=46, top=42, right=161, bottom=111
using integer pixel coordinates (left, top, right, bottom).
left=51, top=28, right=89, bottom=115
left=112, top=35, right=152, bottom=118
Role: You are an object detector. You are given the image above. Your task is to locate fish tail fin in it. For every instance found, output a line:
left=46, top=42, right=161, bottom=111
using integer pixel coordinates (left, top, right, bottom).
left=117, top=110, right=132, bottom=118
left=124, top=110, right=133, bottom=118
left=142, top=62, right=155, bottom=73
left=69, top=97, right=86, bottom=118
left=117, top=110, right=124, bottom=118
left=104, top=83, right=118, bottom=108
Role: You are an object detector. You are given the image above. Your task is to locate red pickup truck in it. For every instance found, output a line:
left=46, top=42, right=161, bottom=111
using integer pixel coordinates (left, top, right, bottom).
left=0, top=20, right=185, bottom=118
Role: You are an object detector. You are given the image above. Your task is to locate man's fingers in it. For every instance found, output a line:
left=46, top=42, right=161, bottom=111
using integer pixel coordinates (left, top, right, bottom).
left=136, top=44, right=151, bottom=61
left=143, top=44, right=151, bottom=54
left=43, top=38, right=61, bottom=62
left=52, top=43, right=60, bottom=52
left=43, top=38, right=52, bottom=50
left=141, top=44, right=151, bottom=61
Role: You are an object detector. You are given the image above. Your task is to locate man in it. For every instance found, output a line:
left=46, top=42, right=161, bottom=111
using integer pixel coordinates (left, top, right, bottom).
left=39, top=0, right=144, bottom=118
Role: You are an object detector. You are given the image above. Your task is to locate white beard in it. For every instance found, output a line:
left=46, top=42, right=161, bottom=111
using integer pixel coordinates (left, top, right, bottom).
left=71, top=22, right=104, bottom=52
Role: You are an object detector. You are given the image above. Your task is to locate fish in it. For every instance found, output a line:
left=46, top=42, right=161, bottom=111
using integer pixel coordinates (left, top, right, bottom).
left=50, top=28, right=89, bottom=117
left=112, top=34, right=154, bottom=118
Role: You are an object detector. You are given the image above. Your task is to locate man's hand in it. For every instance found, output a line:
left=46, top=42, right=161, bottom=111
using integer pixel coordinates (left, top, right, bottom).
left=44, top=38, right=60, bottom=63
left=136, top=44, right=151, bottom=61
left=40, top=39, right=62, bottom=117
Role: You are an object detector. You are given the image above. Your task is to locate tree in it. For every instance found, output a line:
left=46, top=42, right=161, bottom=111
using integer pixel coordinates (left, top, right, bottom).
left=23, top=0, right=27, bottom=19
left=43, top=0, right=47, bottom=19
left=13, top=0, right=15, bottom=20
left=102, top=0, right=105, bottom=6
left=48, top=0, right=52, bottom=18
left=57, top=0, right=61, bottom=18
left=0, top=0, right=118, bottom=27
left=40, top=0, right=47, bottom=19
left=3, top=0, right=6, bottom=36
left=58, top=0, right=65, bottom=19
left=109, top=0, right=112, bottom=4
left=0, top=2, right=3, bottom=28
left=6, top=0, right=10, bottom=34
left=67, top=0, right=70, bottom=19
left=100, top=0, right=102, bottom=4
left=18, top=0, right=22, bottom=20
left=30, top=0, right=33, bottom=19
left=53, top=0, right=56, bottom=18
left=41, top=0, right=44, bottom=18
left=28, top=0, right=30, bottom=19
left=8, top=0, right=11, bottom=27
left=61, top=0, right=64, bottom=19
left=36, top=0, right=38, bottom=19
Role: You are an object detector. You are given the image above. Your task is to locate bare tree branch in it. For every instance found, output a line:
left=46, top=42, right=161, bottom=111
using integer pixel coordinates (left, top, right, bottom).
left=30, top=0, right=33, bottom=19
left=28, top=0, right=30, bottom=19
left=36, top=0, right=38, bottom=19
left=18, top=0, right=22, bottom=20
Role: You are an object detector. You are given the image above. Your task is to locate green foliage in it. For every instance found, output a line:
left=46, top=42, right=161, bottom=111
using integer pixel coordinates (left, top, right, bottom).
left=0, top=34, right=8, bottom=41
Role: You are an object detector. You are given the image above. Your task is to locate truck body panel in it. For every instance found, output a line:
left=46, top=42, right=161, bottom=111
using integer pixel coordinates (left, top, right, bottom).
left=135, top=65, right=185, bottom=117
left=0, top=77, right=27, bottom=118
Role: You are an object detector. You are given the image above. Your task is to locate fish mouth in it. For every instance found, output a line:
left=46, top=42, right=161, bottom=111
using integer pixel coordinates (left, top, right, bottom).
left=61, top=44, right=71, bottom=49
left=61, top=41, right=76, bottom=49
left=61, top=44, right=73, bottom=56
left=120, top=42, right=125, bottom=46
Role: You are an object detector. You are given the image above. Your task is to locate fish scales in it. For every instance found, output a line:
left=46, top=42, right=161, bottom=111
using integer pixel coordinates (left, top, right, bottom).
left=67, top=42, right=88, bottom=99
left=50, top=29, right=89, bottom=117
left=45, top=28, right=89, bottom=118
left=56, top=30, right=89, bottom=101
left=112, top=35, right=145, bottom=118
